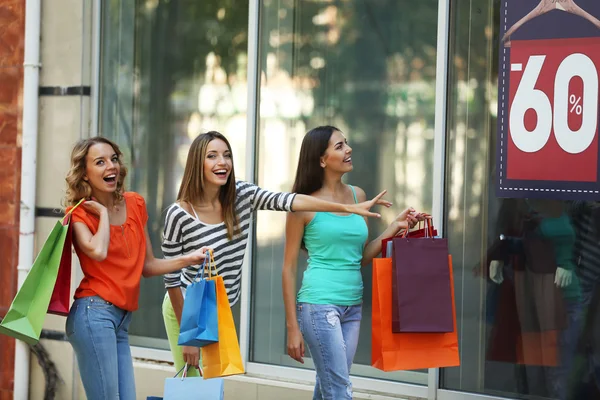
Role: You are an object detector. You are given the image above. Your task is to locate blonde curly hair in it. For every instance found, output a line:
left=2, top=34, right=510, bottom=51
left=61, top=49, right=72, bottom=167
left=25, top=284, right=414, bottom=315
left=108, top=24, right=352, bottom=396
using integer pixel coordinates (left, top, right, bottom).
left=64, top=137, right=128, bottom=207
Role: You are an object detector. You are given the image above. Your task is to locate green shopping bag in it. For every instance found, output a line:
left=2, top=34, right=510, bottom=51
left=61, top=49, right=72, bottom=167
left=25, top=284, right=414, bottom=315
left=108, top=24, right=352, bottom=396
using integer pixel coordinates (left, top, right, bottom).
left=0, top=199, right=84, bottom=344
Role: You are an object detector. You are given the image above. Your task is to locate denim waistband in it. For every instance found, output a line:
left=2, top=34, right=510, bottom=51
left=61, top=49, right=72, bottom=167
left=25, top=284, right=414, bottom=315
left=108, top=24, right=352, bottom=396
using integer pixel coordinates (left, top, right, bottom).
left=74, top=295, right=114, bottom=306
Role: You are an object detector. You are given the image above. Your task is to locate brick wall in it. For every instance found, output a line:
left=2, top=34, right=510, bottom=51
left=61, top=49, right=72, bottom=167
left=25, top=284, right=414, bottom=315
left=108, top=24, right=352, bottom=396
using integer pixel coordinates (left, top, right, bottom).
left=0, top=0, right=24, bottom=398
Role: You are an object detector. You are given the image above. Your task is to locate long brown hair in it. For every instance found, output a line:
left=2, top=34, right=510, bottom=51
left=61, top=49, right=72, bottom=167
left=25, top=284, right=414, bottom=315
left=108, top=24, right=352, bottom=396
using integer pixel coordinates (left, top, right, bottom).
left=64, top=137, right=127, bottom=207
left=292, top=126, right=340, bottom=195
left=177, top=131, right=239, bottom=239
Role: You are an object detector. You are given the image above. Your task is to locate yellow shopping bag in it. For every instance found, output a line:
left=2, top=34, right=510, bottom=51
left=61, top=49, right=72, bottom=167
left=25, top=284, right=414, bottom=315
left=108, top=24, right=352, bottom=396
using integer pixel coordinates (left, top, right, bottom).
left=200, top=253, right=245, bottom=378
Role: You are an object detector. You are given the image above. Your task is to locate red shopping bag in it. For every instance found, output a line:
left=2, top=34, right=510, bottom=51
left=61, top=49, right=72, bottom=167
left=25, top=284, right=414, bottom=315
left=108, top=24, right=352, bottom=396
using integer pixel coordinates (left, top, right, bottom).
left=381, top=219, right=438, bottom=258
left=371, top=256, right=459, bottom=371
left=47, top=204, right=81, bottom=316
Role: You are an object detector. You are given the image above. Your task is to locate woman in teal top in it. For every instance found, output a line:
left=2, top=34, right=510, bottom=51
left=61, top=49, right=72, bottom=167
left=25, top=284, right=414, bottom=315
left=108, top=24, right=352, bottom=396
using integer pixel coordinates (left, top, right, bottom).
left=282, top=126, right=424, bottom=400
left=295, top=186, right=367, bottom=305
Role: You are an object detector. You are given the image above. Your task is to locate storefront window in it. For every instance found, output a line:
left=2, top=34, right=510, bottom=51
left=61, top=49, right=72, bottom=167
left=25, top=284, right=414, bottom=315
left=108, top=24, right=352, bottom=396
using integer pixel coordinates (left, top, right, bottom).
left=100, top=0, right=249, bottom=348
left=250, top=0, right=438, bottom=383
left=442, top=1, right=600, bottom=399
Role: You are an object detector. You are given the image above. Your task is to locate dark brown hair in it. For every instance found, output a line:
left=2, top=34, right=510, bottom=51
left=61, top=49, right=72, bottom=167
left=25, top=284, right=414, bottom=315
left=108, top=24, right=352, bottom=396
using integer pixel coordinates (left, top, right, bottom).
left=292, top=126, right=341, bottom=195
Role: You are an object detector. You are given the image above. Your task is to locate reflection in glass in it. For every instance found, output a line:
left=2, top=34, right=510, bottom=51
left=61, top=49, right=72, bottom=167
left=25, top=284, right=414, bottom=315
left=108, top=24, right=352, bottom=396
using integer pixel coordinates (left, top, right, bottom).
left=443, top=1, right=600, bottom=399
left=100, top=0, right=249, bottom=347
left=250, top=0, right=438, bottom=383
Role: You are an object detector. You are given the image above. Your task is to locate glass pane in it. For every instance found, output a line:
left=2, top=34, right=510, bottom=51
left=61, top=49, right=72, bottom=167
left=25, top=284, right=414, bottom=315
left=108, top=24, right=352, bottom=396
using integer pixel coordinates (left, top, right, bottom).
left=100, top=0, right=249, bottom=347
left=250, top=0, right=438, bottom=383
left=442, top=1, right=598, bottom=399
left=440, top=0, right=498, bottom=391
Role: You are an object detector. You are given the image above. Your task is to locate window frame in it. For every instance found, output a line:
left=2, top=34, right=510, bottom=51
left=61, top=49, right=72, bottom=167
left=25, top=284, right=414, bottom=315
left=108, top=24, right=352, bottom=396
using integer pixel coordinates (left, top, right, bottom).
left=94, top=0, right=513, bottom=398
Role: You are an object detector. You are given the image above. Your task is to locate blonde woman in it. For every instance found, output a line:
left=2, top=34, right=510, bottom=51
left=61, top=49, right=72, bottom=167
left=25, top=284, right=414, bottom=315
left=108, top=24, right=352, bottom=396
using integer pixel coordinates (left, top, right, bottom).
left=64, top=137, right=209, bottom=400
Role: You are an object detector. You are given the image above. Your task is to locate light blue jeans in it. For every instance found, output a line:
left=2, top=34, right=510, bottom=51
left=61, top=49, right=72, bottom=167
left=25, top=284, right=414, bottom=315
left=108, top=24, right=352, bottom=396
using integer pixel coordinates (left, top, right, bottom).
left=66, top=296, right=135, bottom=400
left=297, top=303, right=362, bottom=400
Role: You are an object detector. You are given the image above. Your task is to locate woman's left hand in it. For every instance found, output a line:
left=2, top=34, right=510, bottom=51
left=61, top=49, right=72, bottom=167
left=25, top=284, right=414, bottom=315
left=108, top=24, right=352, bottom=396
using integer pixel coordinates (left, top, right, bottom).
left=348, top=190, right=393, bottom=218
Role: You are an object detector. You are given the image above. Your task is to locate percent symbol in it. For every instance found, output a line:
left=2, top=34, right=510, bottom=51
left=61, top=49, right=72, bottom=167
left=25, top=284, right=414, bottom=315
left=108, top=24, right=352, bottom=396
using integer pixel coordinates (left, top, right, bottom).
left=569, top=94, right=583, bottom=115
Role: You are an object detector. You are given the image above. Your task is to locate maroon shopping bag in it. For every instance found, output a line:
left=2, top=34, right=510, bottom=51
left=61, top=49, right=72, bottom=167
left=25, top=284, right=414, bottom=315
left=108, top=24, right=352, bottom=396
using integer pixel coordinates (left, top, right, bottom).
left=391, top=229, right=453, bottom=333
left=47, top=213, right=73, bottom=316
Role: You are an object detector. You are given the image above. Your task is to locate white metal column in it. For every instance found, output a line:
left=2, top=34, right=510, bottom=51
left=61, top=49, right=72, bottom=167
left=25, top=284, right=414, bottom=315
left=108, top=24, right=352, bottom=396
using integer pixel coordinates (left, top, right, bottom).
left=90, top=0, right=101, bottom=136
left=239, top=0, right=261, bottom=366
left=15, top=0, right=42, bottom=398
left=429, top=0, right=451, bottom=398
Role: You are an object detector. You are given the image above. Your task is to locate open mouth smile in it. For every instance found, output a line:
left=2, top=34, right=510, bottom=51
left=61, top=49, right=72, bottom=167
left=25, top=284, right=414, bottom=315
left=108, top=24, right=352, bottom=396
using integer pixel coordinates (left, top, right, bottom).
left=103, top=174, right=117, bottom=183
left=213, top=169, right=229, bottom=178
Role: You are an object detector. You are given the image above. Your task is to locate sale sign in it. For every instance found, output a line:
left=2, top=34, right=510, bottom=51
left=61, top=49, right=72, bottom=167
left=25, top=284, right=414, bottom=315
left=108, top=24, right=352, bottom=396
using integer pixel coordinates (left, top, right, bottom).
left=497, top=0, right=600, bottom=199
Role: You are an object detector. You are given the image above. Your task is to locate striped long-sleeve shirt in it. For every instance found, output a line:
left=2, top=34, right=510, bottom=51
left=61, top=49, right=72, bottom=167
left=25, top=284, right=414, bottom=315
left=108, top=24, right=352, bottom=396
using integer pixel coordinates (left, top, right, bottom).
left=161, top=181, right=296, bottom=306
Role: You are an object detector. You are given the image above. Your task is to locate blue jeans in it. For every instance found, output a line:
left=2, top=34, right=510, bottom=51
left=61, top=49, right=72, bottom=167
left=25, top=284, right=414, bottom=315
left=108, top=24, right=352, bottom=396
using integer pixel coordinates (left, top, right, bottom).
left=547, top=297, right=585, bottom=400
left=66, top=296, right=135, bottom=400
left=297, top=303, right=362, bottom=400
left=580, top=280, right=600, bottom=388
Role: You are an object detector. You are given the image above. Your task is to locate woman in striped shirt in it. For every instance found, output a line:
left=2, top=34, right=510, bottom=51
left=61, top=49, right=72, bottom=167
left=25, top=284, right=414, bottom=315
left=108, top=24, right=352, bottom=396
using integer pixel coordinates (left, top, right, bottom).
left=162, top=131, right=390, bottom=374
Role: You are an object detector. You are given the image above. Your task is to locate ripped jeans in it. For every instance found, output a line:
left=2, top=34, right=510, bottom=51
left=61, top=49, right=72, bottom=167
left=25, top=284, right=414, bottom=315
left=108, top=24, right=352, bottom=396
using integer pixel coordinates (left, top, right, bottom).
left=297, top=303, right=362, bottom=400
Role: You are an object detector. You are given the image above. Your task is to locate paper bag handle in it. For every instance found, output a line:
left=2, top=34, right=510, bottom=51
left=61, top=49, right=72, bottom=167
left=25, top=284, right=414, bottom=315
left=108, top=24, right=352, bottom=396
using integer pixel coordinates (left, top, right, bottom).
left=207, top=250, right=217, bottom=278
left=193, top=249, right=218, bottom=281
left=61, top=198, right=86, bottom=224
left=398, top=214, right=434, bottom=238
left=174, top=363, right=203, bottom=380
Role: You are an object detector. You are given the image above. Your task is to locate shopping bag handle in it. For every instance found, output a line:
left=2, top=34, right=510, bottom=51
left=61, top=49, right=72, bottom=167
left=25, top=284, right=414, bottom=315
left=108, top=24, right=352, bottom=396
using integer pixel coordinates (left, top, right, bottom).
left=193, top=252, right=209, bottom=281
left=207, top=250, right=217, bottom=277
left=61, top=198, right=86, bottom=224
left=174, top=363, right=203, bottom=380
left=398, top=214, right=434, bottom=238
left=193, top=249, right=218, bottom=281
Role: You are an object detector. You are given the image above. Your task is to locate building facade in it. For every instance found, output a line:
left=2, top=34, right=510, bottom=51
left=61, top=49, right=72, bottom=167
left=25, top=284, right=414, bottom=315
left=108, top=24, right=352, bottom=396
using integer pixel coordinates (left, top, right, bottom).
left=1, top=0, right=597, bottom=399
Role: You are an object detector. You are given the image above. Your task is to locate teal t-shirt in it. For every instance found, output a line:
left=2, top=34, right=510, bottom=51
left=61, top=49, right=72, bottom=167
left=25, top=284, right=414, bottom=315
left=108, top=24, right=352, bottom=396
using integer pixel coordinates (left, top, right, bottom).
left=297, top=187, right=369, bottom=306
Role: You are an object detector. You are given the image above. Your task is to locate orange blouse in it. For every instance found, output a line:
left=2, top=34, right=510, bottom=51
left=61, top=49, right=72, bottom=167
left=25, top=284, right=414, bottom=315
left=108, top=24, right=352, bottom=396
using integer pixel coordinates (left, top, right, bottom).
left=67, top=192, right=148, bottom=311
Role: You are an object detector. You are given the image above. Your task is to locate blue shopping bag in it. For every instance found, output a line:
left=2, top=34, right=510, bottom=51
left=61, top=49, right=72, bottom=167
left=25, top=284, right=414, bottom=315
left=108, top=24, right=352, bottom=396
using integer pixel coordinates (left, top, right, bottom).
left=163, top=364, right=224, bottom=400
left=178, top=252, right=219, bottom=347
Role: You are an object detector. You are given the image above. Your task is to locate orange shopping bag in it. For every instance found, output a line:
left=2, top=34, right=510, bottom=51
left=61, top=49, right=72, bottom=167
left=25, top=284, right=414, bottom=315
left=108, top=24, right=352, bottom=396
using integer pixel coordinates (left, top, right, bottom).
left=200, top=254, right=245, bottom=378
left=486, top=283, right=560, bottom=367
left=371, top=256, right=460, bottom=371
left=516, top=330, right=559, bottom=366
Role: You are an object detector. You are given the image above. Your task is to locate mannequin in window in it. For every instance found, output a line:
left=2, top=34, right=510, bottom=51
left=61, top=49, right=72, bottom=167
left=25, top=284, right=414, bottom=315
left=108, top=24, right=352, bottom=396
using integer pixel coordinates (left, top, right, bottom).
left=490, top=198, right=583, bottom=400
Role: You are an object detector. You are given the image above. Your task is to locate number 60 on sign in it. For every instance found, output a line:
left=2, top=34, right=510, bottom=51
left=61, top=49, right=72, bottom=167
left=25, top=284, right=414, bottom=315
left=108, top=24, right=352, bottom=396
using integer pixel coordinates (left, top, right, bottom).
left=506, top=38, right=600, bottom=182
